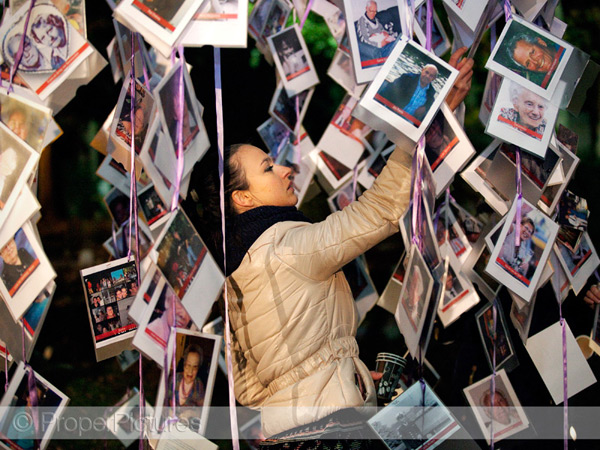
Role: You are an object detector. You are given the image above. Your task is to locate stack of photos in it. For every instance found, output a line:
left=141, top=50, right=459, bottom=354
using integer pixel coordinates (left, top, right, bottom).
left=80, top=256, right=139, bottom=361
left=437, top=251, right=479, bottom=328
left=0, top=2, right=95, bottom=100
left=275, top=132, right=317, bottom=206
left=112, top=19, right=151, bottom=81
left=327, top=48, right=367, bottom=100
left=486, top=78, right=561, bottom=157
left=114, top=0, right=205, bottom=57
left=155, top=60, right=210, bottom=180
left=462, top=226, right=502, bottom=301
left=463, top=369, right=529, bottom=444
left=486, top=16, right=572, bottom=101
left=248, top=0, right=292, bottom=49
left=0, top=362, right=69, bottom=450
left=133, top=276, right=198, bottom=366
left=268, top=25, right=319, bottom=96
left=475, top=301, right=518, bottom=373
left=485, top=198, right=559, bottom=302
left=357, top=143, right=394, bottom=189
left=180, top=0, right=248, bottom=48
left=554, top=232, right=600, bottom=295
left=423, top=104, right=475, bottom=196
left=358, top=38, right=458, bottom=144
left=342, top=0, right=404, bottom=83
left=154, top=328, right=221, bottom=437
left=395, top=244, right=434, bottom=358
left=436, top=202, right=473, bottom=266
left=102, top=218, right=154, bottom=261
left=0, top=224, right=56, bottom=322
left=269, top=83, right=315, bottom=134
left=399, top=198, right=441, bottom=270
left=151, top=208, right=224, bottom=329
left=368, top=380, right=460, bottom=450
left=485, top=142, right=562, bottom=207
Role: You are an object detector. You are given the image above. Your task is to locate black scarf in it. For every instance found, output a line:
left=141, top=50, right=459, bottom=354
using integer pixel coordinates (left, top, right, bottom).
left=225, top=206, right=312, bottom=276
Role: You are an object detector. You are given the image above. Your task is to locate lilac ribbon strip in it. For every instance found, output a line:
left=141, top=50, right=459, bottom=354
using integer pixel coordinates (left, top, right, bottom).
left=503, top=0, right=513, bottom=22
left=136, top=33, right=151, bottom=91
left=515, top=147, right=522, bottom=248
left=299, top=0, right=315, bottom=29
left=293, top=95, right=301, bottom=167
left=490, top=300, right=498, bottom=450
left=105, top=0, right=117, bottom=11
left=170, top=46, right=186, bottom=211
left=170, top=297, right=177, bottom=415
left=274, top=131, right=290, bottom=159
left=559, top=303, right=568, bottom=450
left=7, top=0, right=37, bottom=94
left=402, top=0, right=415, bottom=39
left=490, top=22, right=497, bottom=51
left=411, top=138, right=426, bottom=253
left=425, top=0, right=433, bottom=52
left=3, top=350, right=7, bottom=392
left=138, top=355, right=144, bottom=450
left=214, top=47, right=241, bottom=450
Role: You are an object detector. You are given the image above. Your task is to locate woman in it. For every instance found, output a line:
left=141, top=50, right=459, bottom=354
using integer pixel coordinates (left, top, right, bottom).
left=194, top=143, right=411, bottom=447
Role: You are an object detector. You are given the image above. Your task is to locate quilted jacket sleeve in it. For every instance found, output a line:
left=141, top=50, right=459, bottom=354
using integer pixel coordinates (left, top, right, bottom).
left=274, top=147, right=413, bottom=281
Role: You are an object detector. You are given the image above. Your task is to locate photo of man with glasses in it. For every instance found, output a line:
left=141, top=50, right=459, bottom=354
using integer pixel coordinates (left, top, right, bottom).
left=499, top=216, right=536, bottom=280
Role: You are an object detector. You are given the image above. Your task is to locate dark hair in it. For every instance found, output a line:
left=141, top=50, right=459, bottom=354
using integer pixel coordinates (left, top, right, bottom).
left=183, top=344, right=204, bottom=366
left=32, top=14, right=67, bottom=47
left=186, top=144, right=249, bottom=271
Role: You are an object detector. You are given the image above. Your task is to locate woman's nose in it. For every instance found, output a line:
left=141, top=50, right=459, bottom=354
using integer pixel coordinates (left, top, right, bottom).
left=276, top=164, right=292, bottom=179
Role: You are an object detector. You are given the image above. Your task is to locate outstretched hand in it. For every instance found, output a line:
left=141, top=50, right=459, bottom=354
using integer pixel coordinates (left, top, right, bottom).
left=445, top=47, right=474, bottom=112
left=584, top=284, right=600, bottom=309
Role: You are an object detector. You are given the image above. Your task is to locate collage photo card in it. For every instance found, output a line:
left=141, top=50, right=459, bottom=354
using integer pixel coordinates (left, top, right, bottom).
left=268, top=25, right=319, bottom=96
left=486, top=15, right=573, bottom=100
left=151, top=208, right=224, bottom=329
left=0, top=223, right=56, bottom=322
left=359, top=37, right=458, bottom=144
left=153, top=328, right=221, bottom=437
left=80, top=256, right=139, bottom=361
left=485, top=198, right=559, bottom=302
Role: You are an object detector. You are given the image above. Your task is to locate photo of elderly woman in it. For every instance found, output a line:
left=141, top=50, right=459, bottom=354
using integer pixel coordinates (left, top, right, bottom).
left=0, top=228, right=39, bottom=297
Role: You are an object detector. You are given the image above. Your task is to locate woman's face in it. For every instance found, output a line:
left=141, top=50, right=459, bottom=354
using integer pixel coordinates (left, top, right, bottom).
left=0, top=239, right=19, bottom=265
left=233, top=145, right=297, bottom=211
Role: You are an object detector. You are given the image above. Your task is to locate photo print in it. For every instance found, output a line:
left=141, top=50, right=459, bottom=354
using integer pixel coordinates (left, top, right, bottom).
left=269, top=25, right=319, bottom=96
left=399, top=197, right=441, bottom=270
left=556, top=191, right=589, bottom=248
left=359, top=37, right=457, bottom=144
left=463, top=369, right=529, bottom=444
left=327, top=48, right=366, bottom=99
left=485, top=198, right=559, bottom=301
left=128, top=263, right=163, bottom=324
left=151, top=208, right=224, bottom=329
left=274, top=131, right=317, bottom=206
left=154, top=329, right=221, bottom=436
left=202, top=317, right=227, bottom=375
left=111, top=73, right=155, bottom=155
left=0, top=123, right=40, bottom=227
left=106, top=389, right=154, bottom=447
left=133, top=276, right=198, bottom=365
left=395, top=244, right=434, bottom=358
left=138, top=183, right=169, bottom=230
left=341, top=257, right=378, bottom=325
left=327, top=178, right=360, bottom=212
left=0, top=2, right=94, bottom=99
left=479, top=71, right=503, bottom=126
left=80, top=256, right=139, bottom=361
left=104, top=187, right=131, bottom=227
left=486, top=143, right=562, bottom=208
left=269, top=83, right=314, bottom=133
left=343, top=0, right=403, bottom=83
left=103, top=219, right=153, bottom=261
left=436, top=204, right=473, bottom=265
left=510, top=293, right=536, bottom=345
left=442, top=0, right=490, bottom=32
left=475, top=301, right=518, bottom=373
left=357, top=143, right=394, bottom=189
left=257, top=117, right=292, bottom=156
left=180, top=0, right=247, bottom=48
left=414, top=4, right=451, bottom=57
left=555, top=232, right=600, bottom=295
left=112, top=18, right=152, bottom=81
left=0, top=223, right=55, bottom=322
left=486, top=78, right=560, bottom=157
left=248, top=0, right=292, bottom=47
left=376, top=251, right=406, bottom=315
left=0, top=362, right=69, bottom=450
left=0, top=185, right=41, bottom=253
left=0, top=89, right=53, bottom=152
left=437, top=251, right=479, bottom=328
left=155, top=60, right=210, bottom=175
left=486, top=15, right=572, bottom=100
left=539, top=143, right=579, bottom=215
left=368, top=380, right=460, bottom=449
left=460, top=139, right=510, bottom=216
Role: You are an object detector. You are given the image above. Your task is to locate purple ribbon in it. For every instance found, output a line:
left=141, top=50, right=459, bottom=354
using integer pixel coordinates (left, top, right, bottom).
left=515, top=147, right=522, bottom=248
left=490, top=300, right=498, bottom=450
left=105, top=0, right=117, bottom=10
left=411, top=138, right=426, bottom=253
left=138, top=356, right=144, bottom=450
left=170, top=47, right=186, bottom=211
left=299, top=0, right=316, bottom=29
left=425, top=0, right=433, bottom=52
left=503, top=0, right=513, bottom=22
left=559, top=303, right=568, bottom=450
left=136, top=33, right=151, bottom=91
left=21, top=325, right=40, bottom=447
left=490, top=22, right=497, bottom=51
left=7, top=0, right=37, bottom=94
left=402, top=0, right=415, bottom=39
left=3, top=349, right=7, bottom=392
left=214, top=47, right=241, bottom=450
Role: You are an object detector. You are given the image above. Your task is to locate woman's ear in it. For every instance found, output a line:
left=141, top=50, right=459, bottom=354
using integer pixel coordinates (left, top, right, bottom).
left=231, top=189, right=254, bottom=211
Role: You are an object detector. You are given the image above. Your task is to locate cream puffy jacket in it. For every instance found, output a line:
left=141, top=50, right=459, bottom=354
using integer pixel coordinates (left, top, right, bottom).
left=228, top=148, right=412, bottom=437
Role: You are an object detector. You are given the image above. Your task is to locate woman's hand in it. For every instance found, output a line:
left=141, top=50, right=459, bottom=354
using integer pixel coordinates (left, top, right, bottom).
left=584, top=284, right=600, bottom=308
left=370, top=371, right=383, bottom=389
left=445, top=47, right=474, bottom=112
